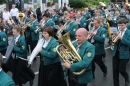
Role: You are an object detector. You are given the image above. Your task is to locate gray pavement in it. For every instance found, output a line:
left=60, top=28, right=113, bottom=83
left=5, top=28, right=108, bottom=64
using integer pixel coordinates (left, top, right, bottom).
left=7, top=36, right=130, bottom=86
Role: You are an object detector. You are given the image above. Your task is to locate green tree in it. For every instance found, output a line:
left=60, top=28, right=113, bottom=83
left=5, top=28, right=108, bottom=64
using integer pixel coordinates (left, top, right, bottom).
left=69, top=0, right=87, bottom=8
left=0, top=0, right=7, bottom=4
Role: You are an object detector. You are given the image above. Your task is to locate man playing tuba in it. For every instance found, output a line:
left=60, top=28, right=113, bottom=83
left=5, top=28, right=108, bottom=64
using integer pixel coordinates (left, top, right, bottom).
left=63, top=28, right=95, bottom=86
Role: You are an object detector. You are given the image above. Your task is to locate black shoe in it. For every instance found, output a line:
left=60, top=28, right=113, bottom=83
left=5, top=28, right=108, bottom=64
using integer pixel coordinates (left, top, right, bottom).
left=125, top=79, right=129, bottom=86
left=103, top=72, right=107, bottom=77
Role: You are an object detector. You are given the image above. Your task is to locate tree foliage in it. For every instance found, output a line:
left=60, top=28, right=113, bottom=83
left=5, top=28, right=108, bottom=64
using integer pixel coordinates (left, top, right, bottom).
left=69, top=0, right=110, bottom=8
left=69, top=0, right=87, bottom=8
left=0, top=0, right=7, bottom=4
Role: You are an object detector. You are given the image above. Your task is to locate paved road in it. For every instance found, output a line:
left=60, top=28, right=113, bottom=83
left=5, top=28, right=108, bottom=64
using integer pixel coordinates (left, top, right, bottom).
left=7, top=36, right=130, bottom=86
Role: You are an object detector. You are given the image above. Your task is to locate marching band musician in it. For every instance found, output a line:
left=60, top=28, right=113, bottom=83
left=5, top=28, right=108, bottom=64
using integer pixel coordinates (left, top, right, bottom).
left=112, top=18, right=130, bottom=86
left=22, top=13, right=31, bottom=52
left=63, top=28, right=95, bottom=86
left=84, top=8, right=91, bottom=20
left=59, top=11, right=70, bottom=26
left=62, top=15, right=78, bottom=41
left=27, top=14, right=39, bottom=53
left=0, top=53, right=15, bottom=86
left=108, top=11, right=120, bottom=27
left=89, top=18, right=107, bottom=78
left=42, top=13, right=55, bottom=29
left=51, top=9, right=59, bottom=25
left=22, top=12, right=31, bottom=52
left=12, top=26, right=35, bottom=86
left=75, top=12, right=87, bottom=28
left=38, top=27, right=67, bottom=86
left=0, top=24, right=8, bottom=55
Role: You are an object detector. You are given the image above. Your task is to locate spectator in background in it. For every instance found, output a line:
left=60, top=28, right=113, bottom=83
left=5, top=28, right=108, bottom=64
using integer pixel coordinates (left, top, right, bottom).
left=63, top=3, right=67, bottom=12
left=27, top=7, right=34, bottom=18
left=10, top=4, right=19, bottom=24
left=70, top=9, right=75, bottom=18
left=67, top=4, right=71, bottom=12
left=14, top=0, right=20, bottom=9
left=2, top=8, right=11, bottom=23
left=36, top=5, right=42, bottom=22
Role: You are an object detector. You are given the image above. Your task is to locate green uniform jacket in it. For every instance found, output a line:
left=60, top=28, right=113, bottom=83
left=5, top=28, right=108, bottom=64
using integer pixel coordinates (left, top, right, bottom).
left=112, top=29, right=130, bottom=59
left=64, top=22, right=78, bottom=41
left=43, top=19, right=55, bottom=29
left=70, top=41, right=95, bottom=84
left=80, top=17, right=87, bottom=28
left=84, top=12, right=91, bottom=20
left=0, top=70, right=15, bottom=86
left=51, top=14, right=59, bottom=25
left=24, top=18, right=31, bottom=38
left=0, top=31, right=8, bottom=51
left=40, top=37, right=60, bottom=65
left=13, top=36, right=28, bottom=59
left=30, top=20, right=39, bottom=41
left=127, top=23, right=130, bottom=30
left=92, top=27, right=107, bottom=55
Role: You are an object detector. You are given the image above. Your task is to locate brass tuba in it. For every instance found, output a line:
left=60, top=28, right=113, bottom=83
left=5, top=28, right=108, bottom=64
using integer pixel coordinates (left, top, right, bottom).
left=55, top=32, right=86, bottom=75
left=17, top=13, right=25, bottom=23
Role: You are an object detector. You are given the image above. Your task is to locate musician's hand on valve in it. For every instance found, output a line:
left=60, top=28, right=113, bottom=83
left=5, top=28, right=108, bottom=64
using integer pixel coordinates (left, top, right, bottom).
left=62, top=26, right=66, bottom=30
left=27, top=24, right=31, bottom=27
left=117, top=34, right=122, bottom=40
left=90, top=32, right=96, bottom=36
left=63, top=60, right=70, bottom=69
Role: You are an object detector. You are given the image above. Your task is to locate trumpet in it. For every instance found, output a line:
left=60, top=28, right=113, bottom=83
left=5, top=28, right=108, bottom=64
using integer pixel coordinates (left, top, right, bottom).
left=22, top=21, right=32, bottom=29
left=111, top=31, right=121, bottom=45
left=87, top=27, right=95, bottom=39
left=56, top=22, right=67, bottom=38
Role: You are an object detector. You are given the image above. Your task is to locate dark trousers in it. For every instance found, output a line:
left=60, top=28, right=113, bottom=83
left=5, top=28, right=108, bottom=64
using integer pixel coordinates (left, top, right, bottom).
left=30, top=40, right=38, bottom=53
left=113, top=51, right=129, bottom=86
left=68, top=70, right=87, bottom=86
left=92, top=55, right=107, bottom=78
left=25, top=37, right=31, bottom=52
left=0, top=49, right=6, bottom=55
left=12, top=16, right=18, bottom=24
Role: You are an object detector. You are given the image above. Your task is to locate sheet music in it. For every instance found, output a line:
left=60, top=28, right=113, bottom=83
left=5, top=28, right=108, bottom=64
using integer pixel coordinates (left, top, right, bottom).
left=110, top=27, right=118, bottom=33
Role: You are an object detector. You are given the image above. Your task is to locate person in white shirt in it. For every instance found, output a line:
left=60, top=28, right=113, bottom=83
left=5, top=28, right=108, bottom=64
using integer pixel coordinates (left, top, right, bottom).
left=2, top=8, right=11, bottom=23
left=10, top=4, right=19, bottom=24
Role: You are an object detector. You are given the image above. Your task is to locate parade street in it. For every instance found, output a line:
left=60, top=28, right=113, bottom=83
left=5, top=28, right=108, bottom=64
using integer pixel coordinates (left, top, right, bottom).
left=7, top=35, right=130, bottom=86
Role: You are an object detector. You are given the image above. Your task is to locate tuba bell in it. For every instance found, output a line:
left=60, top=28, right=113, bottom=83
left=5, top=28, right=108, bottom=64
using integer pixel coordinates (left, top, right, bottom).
left=99, top=2, right=106, bottom=7
left=17, top=13, right=25, bottom=23
left=55, top=32, right=86, bottom=75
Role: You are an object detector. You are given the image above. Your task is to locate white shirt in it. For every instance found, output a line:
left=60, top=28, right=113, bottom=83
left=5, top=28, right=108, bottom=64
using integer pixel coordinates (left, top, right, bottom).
left=15, top=35, right=20, bottom=44
left=121, top=28, right=127, bottom=37
left=3, top=11, right=11, bottom=21
left=10, top=8, right=19, bottom=16
left=0, top=68, right=2, bottom=72
left=42, top=39, right=51, bottom=48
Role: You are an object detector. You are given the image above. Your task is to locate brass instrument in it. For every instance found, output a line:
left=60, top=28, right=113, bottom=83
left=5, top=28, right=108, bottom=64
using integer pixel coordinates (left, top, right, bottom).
left=22, top=21, right=32, bottom=29
left=115, top=4, right=119, bottom=8
left=17, top=13, right=25, bottom=23
left=111, top=31, right=121, bottom=45
left=99, top=2, right=106, bottom=7
left=21, top=21, right=32, bottom=37
left=87, top=21, right=95, bottom=39
left=55, top=32, right=86, bottom=75
left=56, top=22, right=67, bottom=38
